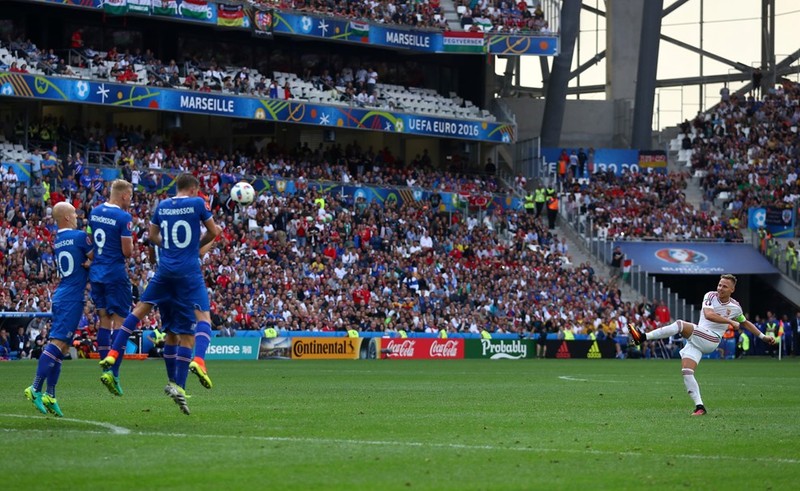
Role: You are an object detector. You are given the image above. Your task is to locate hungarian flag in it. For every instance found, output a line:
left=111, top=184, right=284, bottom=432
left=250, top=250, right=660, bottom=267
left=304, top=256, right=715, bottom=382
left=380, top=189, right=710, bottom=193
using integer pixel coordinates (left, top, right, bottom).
left=152, top=0, right=177, bottom=15
left=217, top=4, right=244, bottom=27
left=622, top=259, right=632, bottom=279
left=443, top=32, right=485, bottom=54
left=127, top=0, right=151, bottom=13
left=180, top=0, right=208, bottom=19
left=348, top=20, right=369, bottom=41
left=104, top=0, right=128, bottom=15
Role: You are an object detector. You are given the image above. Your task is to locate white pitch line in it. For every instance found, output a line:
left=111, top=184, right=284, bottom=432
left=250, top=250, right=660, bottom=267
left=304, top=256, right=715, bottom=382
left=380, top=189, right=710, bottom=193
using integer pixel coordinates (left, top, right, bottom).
left=0, top=413, right=130, bottom=434
left=123, top=433, right=800, bottom=465
left=558, top=375, right=589, bottom=382
left=2, top=421, right=797, bottom=466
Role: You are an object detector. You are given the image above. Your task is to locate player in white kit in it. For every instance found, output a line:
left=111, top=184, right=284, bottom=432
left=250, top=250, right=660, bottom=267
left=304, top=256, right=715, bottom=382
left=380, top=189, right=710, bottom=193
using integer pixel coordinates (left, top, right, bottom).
left=629, top=274, right=776, bottom=416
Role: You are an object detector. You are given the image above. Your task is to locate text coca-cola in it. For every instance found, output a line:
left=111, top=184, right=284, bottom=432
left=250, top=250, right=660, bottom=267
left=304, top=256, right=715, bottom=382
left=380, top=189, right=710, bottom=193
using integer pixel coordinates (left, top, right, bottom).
left=382, top=338, right=464, bottom=359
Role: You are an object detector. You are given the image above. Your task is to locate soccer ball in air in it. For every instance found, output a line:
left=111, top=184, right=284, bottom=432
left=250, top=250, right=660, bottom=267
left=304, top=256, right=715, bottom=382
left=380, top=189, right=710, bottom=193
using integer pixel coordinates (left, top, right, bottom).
left=231, top=181, right=255, bottom=204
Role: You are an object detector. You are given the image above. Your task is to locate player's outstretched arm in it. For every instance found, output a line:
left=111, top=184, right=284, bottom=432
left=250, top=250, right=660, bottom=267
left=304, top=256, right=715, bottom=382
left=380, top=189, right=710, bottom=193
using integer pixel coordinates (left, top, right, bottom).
left=742, top=319, right=776, bottom=345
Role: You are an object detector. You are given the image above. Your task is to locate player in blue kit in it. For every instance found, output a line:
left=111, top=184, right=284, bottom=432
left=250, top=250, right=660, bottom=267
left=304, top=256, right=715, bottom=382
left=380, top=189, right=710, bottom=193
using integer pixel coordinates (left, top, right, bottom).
left=149, top=225, right=219, bottom=391
left=89, top=179, right=133, bottom=397
left=25, top=202, right=93, bottom=417
left=103, top=173, right=219, bottom=414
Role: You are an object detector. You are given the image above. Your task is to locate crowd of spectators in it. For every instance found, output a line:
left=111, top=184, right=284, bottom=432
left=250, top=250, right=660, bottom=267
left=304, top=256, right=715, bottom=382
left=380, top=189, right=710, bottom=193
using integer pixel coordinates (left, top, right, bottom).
left=249, top=0, right=448, bottom=30
left=683, top=79, right=800, bottom=221
left=251, top=0, right=552, bottom=34
left=458, top=0, right=550, bottom=34
left=1, top=126, right=670, bottom=359
left=7, top=117, right=501, bottom=195
left=561, top=170, right=744, bottom=242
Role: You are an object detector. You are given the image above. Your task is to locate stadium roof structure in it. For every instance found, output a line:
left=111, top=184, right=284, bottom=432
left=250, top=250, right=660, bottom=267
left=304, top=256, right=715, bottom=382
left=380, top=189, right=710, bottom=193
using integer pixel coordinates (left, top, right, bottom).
left=497, top=0, right=800, bottom=148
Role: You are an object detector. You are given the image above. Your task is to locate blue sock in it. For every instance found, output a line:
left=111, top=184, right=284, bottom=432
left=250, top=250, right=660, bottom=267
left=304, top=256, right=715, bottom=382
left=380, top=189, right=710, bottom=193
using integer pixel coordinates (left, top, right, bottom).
left=111, top=340, right=124, bottom=377
left=163, top=343, right=177, bottom=383
left=112, top=314, right=138, bottom=353
left=45, top=348, right=64, bottom=397
left=175, top=346, right=192, bottom=389
left=193, top=321, right=212, bottom=361
left=97, top=328, right=112, bottom=360
left=32, top=344, right=61, bottom=392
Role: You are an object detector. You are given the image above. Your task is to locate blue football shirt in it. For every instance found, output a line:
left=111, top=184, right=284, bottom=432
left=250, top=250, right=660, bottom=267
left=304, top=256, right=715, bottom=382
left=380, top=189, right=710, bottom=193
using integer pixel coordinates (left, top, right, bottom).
left=53, top=229, right=92, bottom=303
left=151, top=196, right=212, bottom=277
left=88, top=203, right=132, bottom=282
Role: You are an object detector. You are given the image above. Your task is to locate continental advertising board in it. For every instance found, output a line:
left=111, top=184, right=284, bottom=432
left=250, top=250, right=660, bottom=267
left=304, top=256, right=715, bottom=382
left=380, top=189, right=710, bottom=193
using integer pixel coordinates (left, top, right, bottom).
left=290, top=337, right=378, bottom=360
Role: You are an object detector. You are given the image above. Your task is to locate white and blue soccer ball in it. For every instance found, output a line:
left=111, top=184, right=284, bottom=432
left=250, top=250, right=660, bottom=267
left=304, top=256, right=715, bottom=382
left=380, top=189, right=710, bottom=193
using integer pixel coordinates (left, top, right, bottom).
left=231, top=181, right=255, bottom=205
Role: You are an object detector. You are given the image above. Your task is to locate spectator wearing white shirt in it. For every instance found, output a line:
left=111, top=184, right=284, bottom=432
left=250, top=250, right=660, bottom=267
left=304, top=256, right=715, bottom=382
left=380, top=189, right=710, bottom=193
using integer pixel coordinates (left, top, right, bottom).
left=366, top=67, right=378, bottom=96
left=3, top=167, right=19, bottom=190
left=420, top=230, right=433, bottom=249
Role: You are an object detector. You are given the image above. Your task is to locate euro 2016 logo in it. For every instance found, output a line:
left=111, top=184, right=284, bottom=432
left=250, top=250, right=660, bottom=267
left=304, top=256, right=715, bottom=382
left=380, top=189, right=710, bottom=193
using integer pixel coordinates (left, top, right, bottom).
left=655, top=248, right=707, bottom=265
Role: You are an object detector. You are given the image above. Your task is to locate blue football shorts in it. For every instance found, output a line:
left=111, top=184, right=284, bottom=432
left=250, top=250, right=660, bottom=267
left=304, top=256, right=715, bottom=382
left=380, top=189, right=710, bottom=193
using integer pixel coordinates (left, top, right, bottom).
left=90, top=280, right=132, bottom=318
left=158, top=300, right=197, bottom=336
left=50, top=300, right=86, bottom=343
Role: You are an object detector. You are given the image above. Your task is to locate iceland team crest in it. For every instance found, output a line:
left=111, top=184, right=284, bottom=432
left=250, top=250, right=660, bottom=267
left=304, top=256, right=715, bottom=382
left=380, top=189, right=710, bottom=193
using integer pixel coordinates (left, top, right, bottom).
left=655, top=248, right=707, bottom=265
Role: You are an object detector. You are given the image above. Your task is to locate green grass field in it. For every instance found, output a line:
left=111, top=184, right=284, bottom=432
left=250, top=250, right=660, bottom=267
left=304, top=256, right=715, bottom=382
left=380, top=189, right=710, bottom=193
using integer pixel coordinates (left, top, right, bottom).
left=1, top=358, right=798, bottom=490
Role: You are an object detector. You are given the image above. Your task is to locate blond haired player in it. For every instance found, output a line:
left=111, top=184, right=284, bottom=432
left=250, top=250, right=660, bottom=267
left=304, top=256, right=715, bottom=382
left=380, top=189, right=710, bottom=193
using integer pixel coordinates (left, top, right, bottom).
left=630, top=274, right=776, bottom=415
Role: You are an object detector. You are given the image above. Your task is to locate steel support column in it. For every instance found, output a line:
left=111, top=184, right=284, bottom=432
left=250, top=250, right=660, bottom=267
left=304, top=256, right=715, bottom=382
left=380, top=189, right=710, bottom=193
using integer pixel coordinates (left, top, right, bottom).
left=631, top=0, right=664, bottom=150
left=761, top=0, right=776, bottom=90
left=540, top=0, right=581, bottom=148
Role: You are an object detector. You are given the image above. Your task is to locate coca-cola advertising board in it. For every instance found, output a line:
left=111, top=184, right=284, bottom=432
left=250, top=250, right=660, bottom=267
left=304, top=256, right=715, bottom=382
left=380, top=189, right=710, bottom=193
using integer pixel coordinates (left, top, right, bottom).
left=379, top=338, right=464, bottom=359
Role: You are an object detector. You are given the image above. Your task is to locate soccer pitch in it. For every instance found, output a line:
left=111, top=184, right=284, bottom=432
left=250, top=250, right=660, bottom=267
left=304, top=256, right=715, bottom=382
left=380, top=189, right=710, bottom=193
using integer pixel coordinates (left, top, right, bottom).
left=1, top=358, right=798, bottom=490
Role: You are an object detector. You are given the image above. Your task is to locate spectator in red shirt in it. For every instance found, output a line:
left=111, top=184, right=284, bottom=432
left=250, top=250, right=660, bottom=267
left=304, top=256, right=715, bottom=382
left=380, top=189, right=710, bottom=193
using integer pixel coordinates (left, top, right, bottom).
left=70, top=29, right=84, bottom=49
left=322, top=243, right=337, bottom=262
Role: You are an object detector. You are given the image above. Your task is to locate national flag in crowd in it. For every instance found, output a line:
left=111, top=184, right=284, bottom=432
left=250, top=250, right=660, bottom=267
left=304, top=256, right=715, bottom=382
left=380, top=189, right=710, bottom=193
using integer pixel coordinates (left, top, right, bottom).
left=104, top=0, right=128, bottom=15
left=443, top=32, right=485, bottom=54
left=180, top=0, right=208, bottom=20
left=126, top=0, right=151, bottom=14
left=622, top=259, right=632, bottom=279
left=217, top=4, right=244, bottom=27
left=153, top=0, right=178, bottom=16
left=348, top=21, right=370, bottom=40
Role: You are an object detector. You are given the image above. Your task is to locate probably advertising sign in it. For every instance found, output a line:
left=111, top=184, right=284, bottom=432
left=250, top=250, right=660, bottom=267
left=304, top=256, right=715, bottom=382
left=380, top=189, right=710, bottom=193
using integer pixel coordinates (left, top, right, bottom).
left=465, top=339, right=533, bottom=359
left=205, top=337, right=260, bottom=360
left=379, top=338, right=464, bottom=360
